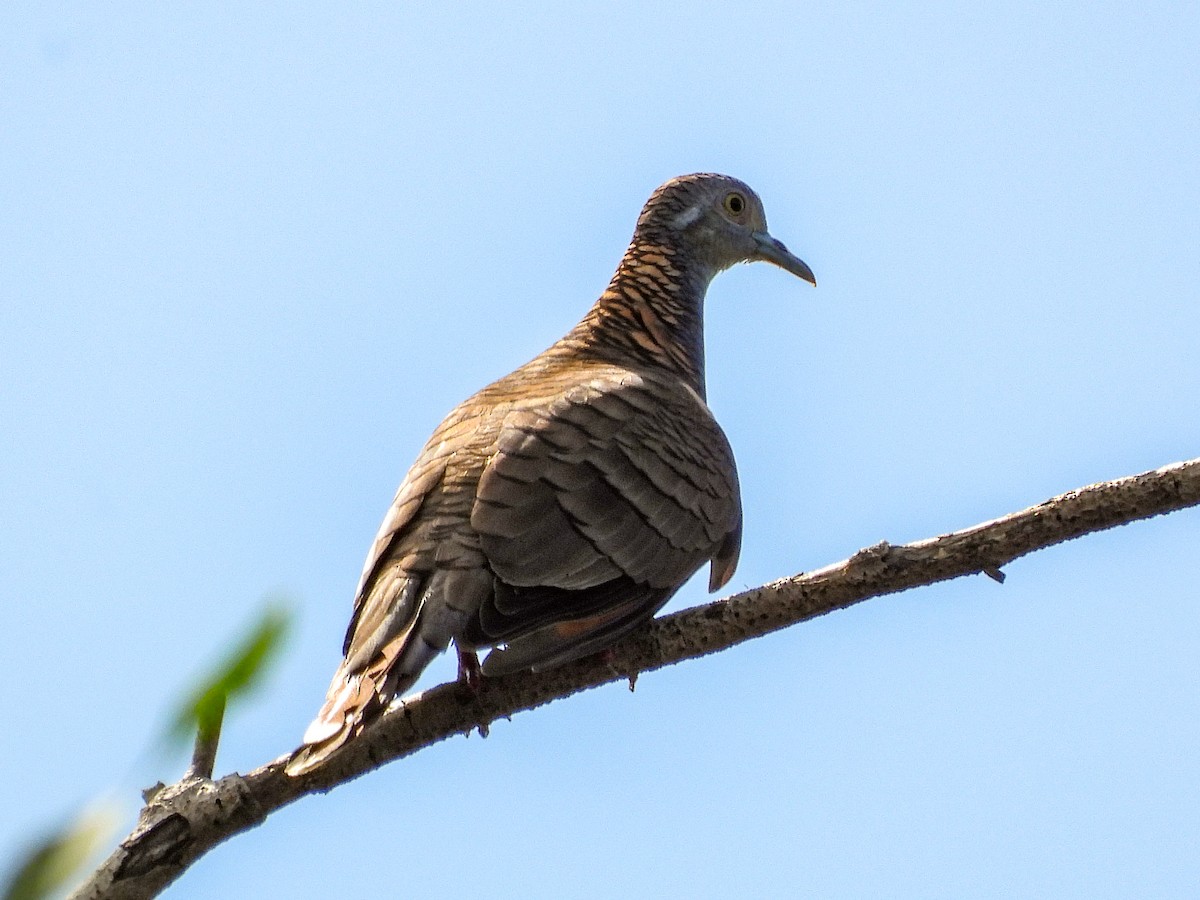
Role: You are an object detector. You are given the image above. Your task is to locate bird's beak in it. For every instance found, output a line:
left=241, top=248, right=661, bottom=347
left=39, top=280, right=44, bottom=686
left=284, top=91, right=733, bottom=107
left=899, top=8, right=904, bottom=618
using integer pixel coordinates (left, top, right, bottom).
left=753, top=232, right=816, bottom=285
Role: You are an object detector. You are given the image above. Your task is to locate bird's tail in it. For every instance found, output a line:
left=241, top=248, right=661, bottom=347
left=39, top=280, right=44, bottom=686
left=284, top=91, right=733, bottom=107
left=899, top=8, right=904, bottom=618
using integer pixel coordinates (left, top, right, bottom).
left=285, top=617, right=433, bottom=777
left=286, top=567, right=484, bottom=776
left=285, top=672, right=382, bottom=776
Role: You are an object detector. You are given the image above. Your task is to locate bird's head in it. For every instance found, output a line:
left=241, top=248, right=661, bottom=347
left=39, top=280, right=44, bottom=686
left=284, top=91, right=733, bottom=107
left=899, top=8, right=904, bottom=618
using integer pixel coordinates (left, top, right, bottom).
left=636, top=173, right=816, bottom=286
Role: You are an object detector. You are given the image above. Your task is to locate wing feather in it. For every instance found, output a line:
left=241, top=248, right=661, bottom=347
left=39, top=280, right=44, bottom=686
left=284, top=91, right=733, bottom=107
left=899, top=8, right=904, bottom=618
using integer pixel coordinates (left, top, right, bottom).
left=469, top=369, right=741, bottom=668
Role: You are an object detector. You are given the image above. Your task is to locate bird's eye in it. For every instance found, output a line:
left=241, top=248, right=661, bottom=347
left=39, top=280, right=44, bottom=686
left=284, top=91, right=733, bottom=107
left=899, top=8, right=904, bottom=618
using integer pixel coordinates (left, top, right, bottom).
left=723, top=192, right=746, bottom=216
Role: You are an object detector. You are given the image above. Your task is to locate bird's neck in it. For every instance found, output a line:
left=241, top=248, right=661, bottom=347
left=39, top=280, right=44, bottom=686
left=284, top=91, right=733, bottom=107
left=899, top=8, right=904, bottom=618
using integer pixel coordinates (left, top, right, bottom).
left=567, top=239, right=715, bottom=397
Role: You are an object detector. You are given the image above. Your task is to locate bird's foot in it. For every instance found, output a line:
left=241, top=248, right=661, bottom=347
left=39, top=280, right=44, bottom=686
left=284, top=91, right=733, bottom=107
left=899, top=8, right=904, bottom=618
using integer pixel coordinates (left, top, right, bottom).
left=456, top=647, right=483, bottom=694
left=454, top=648, right=491, bottom=737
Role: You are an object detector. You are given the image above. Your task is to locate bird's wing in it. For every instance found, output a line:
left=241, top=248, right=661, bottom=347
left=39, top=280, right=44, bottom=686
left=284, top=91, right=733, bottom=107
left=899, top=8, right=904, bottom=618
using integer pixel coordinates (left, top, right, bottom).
left=339, top=405, right=491, bottom=657
left=470, top=369, right=742, bottom=673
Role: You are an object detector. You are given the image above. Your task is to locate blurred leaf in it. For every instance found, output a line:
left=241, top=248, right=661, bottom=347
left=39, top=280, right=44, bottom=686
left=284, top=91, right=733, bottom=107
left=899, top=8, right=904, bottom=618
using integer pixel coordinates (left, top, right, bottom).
left=3, top=803, right=119, bottom=900
left=167, top=601, right=292, bottom=749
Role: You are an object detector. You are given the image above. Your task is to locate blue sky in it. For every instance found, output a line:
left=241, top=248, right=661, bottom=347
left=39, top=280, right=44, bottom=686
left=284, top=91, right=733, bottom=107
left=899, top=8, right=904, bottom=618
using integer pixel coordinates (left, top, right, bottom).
left=2, top=3, right=1198, bottom=897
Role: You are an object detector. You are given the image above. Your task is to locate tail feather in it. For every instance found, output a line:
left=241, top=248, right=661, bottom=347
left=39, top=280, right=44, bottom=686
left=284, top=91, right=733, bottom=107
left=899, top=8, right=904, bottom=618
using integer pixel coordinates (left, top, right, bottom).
left=287, top=570, right=486, bottom=776
left=287, top=633, right=421, bottom=776
left=286, top=667, right=386, bottom=776
left=286, top=614, right=450, bottom=776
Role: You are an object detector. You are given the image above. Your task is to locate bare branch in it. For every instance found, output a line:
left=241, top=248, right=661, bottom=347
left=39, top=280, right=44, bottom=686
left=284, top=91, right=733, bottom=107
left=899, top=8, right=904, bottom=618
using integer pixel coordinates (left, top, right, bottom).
left=70, top=457, right=1200, bottom=900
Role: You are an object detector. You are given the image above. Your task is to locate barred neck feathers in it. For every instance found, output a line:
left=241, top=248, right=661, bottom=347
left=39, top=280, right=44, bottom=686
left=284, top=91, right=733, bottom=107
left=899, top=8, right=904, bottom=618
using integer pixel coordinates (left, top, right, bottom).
left=573, top=237, right=714, bottom=396
left=552, top=172, right=816, bottom=400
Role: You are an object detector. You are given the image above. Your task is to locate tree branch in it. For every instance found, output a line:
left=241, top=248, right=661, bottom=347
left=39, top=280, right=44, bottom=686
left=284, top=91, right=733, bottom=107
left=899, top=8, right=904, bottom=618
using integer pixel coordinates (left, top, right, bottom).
left=70, top=457, right=1200, bottom=900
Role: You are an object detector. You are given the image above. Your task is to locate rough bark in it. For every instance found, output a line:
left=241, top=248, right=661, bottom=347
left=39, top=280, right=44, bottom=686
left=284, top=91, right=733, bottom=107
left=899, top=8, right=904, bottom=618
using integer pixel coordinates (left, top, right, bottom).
left=70, top=457, right=1200, bottom=900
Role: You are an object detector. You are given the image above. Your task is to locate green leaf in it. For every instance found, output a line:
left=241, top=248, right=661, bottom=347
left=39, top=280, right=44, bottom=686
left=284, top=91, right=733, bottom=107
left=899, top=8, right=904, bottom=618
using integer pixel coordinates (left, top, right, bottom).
left=3, top=804, right=118, bottom=900
left=167, top=601, right=292, bottom=749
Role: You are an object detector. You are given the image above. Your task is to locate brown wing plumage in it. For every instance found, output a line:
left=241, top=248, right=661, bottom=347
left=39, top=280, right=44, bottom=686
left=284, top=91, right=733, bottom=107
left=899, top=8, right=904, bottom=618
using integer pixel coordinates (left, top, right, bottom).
left=287, top=365, right=741, bottom=774
left=468, top=368, right=741, bottom=674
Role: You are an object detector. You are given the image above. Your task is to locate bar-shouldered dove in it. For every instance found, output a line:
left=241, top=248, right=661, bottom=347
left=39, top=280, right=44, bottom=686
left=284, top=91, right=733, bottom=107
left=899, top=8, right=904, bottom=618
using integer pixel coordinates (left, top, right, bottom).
left=286, top=173, right=815, bottom=775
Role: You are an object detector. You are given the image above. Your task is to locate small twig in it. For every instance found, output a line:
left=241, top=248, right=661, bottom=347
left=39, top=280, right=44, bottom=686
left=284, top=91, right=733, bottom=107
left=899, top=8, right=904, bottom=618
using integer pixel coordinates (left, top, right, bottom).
left=186, top=694, right=225, bottom=781
left=69, top=457, right=1200, bottom=900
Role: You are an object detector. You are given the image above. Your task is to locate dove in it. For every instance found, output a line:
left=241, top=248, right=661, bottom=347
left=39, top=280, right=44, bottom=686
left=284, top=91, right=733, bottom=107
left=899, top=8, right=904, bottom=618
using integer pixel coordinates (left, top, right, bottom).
left=287, top=173, right=815, bottom=775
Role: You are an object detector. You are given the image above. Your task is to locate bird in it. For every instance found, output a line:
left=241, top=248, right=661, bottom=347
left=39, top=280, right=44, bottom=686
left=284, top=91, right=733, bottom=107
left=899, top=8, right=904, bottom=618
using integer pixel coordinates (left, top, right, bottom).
left=286, top=173, right=815, bottom=776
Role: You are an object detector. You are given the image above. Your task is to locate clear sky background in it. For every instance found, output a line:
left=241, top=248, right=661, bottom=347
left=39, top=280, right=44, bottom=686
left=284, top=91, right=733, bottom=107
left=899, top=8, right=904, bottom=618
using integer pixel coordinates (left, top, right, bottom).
left=3, top=3, right=1198, bottom=898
